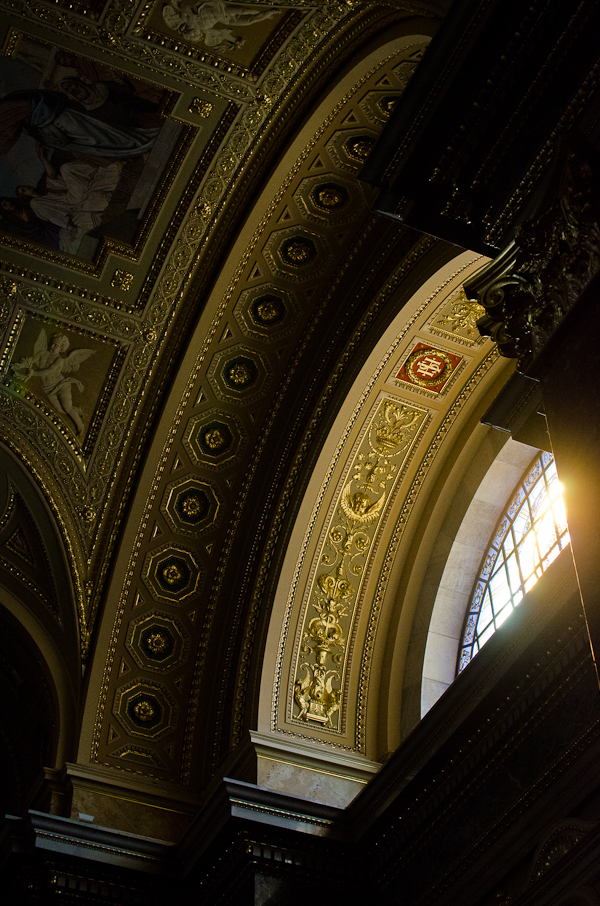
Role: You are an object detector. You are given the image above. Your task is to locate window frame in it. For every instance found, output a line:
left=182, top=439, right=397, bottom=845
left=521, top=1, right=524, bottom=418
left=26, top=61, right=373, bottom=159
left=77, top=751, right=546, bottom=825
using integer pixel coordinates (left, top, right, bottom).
left=457, top=451, right=570, bottom=674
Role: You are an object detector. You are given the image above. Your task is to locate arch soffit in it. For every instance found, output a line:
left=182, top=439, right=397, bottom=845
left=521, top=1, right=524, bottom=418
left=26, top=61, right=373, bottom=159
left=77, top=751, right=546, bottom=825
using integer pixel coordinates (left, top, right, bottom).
left=259, top=250, right=517, bottom=763
left=0, top=443, right=80, bottom=768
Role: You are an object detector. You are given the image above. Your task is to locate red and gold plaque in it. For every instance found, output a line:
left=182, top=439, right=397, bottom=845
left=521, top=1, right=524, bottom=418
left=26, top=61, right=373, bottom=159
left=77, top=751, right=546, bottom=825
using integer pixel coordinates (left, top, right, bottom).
left=395, top=343, right=462, bottom=393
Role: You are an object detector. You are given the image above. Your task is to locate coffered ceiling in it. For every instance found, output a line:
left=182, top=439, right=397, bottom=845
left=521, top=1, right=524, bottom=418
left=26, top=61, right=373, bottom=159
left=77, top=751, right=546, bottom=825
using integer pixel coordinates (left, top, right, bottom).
left=0, top=0, right=509, bottom=808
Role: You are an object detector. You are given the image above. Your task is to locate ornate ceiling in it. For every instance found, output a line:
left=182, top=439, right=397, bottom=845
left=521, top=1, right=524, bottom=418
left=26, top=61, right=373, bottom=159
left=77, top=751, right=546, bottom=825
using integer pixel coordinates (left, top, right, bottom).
left=0, top=0, right=520, bottom=824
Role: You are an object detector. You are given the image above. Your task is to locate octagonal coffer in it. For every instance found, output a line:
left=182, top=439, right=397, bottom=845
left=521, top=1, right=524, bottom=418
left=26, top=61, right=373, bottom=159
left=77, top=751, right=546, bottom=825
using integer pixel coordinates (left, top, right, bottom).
left=207, top=344, right=272, bottom=405
left=263, top=226, right=331, bottom=282
left=294, top=174, right=365, bottom=226
left=142, top=542, right=203, bottom=603
left=161, top=475, right=221, bottom=537
left=126, top=610, right=190, bottom=672
left=183, top=407, right=247, bottom=470
left=114, top=679, right=177, bottom=739
left=234, top=283, right=299, bottom=342
left=359, top=89, right=403, bottom=125
left=326, top=128, right=379, bottom=172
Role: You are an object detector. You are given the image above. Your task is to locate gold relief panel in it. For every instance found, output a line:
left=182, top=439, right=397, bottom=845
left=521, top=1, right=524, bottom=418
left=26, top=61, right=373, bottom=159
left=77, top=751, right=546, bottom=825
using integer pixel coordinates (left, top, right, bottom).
left=427, top=286, right=487, bottom=347
left=290, top=397, right=427, bottom=732
left=1, top=311, right=125, bottom=455
left=0, top=32, right=191, bottom=274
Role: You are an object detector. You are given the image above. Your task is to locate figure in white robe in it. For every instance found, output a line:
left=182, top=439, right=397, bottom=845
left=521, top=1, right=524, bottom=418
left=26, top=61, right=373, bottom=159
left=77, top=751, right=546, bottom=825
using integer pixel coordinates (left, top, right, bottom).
left=162, top=1, right=280, bottom=51
left=16, top=144, right=121, bottom=254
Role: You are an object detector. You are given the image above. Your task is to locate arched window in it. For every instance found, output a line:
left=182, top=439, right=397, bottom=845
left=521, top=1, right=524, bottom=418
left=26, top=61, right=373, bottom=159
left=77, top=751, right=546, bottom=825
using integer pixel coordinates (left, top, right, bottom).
left=457, top=452, right=569, bottom=673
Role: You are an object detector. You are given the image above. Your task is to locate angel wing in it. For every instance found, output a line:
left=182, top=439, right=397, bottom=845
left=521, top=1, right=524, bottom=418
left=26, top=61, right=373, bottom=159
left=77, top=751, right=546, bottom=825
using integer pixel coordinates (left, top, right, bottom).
left=340, top=483, right=385, bottom=524
left=63, top=348, right=95, bottom=373
left=33, top=328, right=48, bottom=358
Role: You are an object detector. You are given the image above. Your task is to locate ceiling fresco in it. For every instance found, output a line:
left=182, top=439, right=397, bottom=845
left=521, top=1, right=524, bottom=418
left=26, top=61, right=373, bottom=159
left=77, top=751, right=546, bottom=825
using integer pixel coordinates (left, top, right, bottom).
left=0, top=0, right=504, bottom=805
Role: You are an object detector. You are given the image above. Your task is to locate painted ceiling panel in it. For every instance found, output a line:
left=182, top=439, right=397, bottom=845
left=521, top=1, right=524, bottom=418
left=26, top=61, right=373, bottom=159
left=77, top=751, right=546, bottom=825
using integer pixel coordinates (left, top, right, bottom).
left=0, top=0, right=479, bottom=799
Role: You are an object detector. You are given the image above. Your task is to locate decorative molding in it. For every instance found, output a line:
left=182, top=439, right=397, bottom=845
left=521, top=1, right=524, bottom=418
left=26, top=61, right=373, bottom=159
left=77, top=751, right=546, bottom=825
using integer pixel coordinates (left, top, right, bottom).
left=355, top=347, right=500, bottom=752
left=527, top=820, right=593, bottom=888
left=291, top=396, right=427, bottom=732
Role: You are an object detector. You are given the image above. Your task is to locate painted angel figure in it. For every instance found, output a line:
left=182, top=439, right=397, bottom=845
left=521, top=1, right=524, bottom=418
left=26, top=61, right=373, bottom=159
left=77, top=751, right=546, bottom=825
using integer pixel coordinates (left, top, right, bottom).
left=12, top=329, right=94, bottom=435
left=162, top=1, right=280, bottom=51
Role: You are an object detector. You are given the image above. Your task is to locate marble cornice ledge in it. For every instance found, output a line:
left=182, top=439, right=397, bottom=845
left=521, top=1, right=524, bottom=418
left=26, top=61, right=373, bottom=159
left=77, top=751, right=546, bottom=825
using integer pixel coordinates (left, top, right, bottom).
left=248, top=730, right=380, bottom=808
left=0, top=810, right=176, bottom=875
left=65, top=761, right=200, bottom=809
left=249, top=731, right=380, bottom=782
left=0, top=778, right=348, bottom=880
left=178, top=778, right=349, bottom=875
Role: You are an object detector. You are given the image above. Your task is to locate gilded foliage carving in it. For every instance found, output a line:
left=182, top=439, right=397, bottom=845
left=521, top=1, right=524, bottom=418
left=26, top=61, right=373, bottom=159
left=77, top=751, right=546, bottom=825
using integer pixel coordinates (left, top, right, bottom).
left=292, top=398, right=426, bottom=730
left=428, top=287, right=486, bottom=346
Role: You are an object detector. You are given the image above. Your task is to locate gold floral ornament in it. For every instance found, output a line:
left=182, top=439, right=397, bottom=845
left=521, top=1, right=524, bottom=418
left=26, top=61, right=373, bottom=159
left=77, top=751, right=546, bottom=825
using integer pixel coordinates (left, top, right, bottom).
left=375, top=400, right=420, bottom=450
left=146, top=632, right=169, bottom=653
left=344, top=136, right=375, bottom=163
left=227, top=362, right=253, bottom=385
left=162, top=564, right=183, bottom=585
left=133, top=700, right=155, bottom=722
left=111, top=270, right=134, bottom=291
left=256, top=298, right=281, bottom=322
left=317, top=187, right=342, bottom=208
left=204, top=427, right=226, bottom=449
left=378, top=95, right=400, bottom=118
left=293, top=400, right=426, bottom=730
left=181, top=494, right=202, bottom=516
left=436, top=290, right=485, bottom=336
left=188, top=98, right=213, bottom=117
left=281, top=237, right=316, bottom=266
left=295, top=573, right=353, bottom=726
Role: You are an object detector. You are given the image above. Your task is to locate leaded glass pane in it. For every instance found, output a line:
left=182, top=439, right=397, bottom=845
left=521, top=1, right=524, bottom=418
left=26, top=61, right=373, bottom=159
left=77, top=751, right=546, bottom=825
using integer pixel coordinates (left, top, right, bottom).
left=457, top=453, right=569, bottom=672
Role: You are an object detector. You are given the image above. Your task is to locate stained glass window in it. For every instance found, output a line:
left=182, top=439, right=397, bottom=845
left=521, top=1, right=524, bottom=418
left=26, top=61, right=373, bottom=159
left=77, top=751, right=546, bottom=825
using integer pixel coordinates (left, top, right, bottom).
left=457, top=452, right=569, bottom=673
